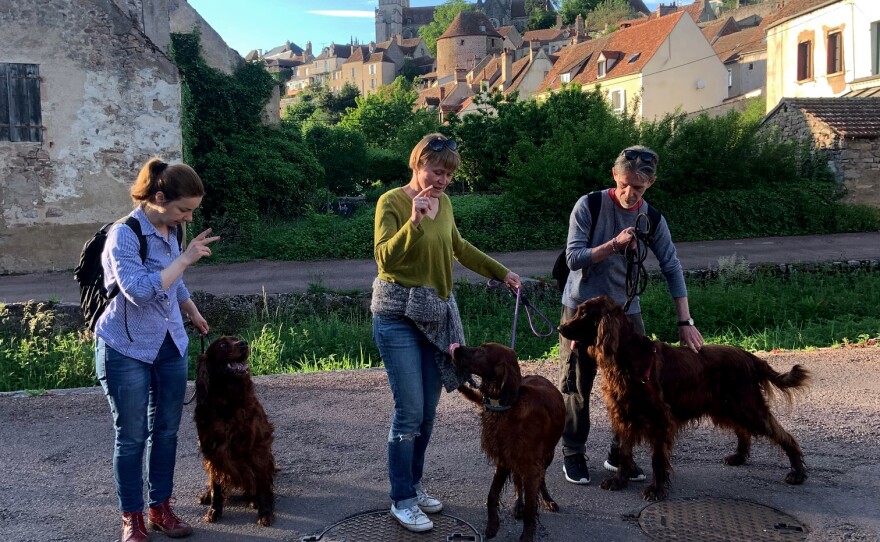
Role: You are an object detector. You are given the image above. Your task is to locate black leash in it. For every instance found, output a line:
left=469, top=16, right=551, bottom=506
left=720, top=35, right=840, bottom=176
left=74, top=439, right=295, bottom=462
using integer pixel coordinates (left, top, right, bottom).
left=487, top=280, right=556, bottom=350
left=622, top=212, right=652, bottom=312
left=183, top=331, right=206, bottom=406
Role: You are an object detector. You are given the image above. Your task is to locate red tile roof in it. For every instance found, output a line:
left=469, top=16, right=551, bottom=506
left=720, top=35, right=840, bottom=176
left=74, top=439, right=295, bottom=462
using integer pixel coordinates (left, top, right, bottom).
left=767, top=98, right=880, bottom=137
left=712, top=25, right=764, bottom=63
left=440, top=11, right=501, bottom=40
left=572, top=11, right=686, bottom=87
left=764, top=0, right=839, bottom=30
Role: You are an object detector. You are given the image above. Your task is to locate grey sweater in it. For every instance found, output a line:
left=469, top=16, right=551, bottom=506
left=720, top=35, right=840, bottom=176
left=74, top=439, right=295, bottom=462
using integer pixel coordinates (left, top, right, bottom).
left=562, top=189, right=687, bottom=314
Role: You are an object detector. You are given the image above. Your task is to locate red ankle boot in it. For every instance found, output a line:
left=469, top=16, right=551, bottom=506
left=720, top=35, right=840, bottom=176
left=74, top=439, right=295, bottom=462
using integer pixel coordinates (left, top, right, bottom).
left=148, top=498, right=193, bottom=538
left=121, top=511, right=149, bottom=542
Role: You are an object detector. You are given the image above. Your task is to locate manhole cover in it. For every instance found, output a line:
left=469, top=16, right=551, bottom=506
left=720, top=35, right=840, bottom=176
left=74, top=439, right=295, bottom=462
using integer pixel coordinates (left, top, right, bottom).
left=300, top=509, right=483, bottom=542
left=638, top=497, right=807, bottom=542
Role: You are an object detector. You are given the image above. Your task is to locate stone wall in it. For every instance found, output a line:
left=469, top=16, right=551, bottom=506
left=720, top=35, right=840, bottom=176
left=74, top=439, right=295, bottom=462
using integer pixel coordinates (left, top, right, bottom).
left=0, top=0, right=182, bottom=273
left=761, top=103, right=880, bottom=208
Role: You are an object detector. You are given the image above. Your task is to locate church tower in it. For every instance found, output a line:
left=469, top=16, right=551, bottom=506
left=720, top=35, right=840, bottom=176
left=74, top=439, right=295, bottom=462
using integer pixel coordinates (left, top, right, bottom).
left=376, top=0, right=408, bottom=42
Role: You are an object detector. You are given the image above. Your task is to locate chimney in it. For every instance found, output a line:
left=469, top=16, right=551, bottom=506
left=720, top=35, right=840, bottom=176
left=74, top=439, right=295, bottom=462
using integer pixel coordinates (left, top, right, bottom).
left=440, top=85, right=446, bottom=101
left=530, top=42, right=536, bottom=63
left=556, top=13, right=563, bottom=29
left=501, top=49, right=512, bottom=90
left=575, top=14, right=583, bottom=37
left=455, top=67, right=467, bottom=83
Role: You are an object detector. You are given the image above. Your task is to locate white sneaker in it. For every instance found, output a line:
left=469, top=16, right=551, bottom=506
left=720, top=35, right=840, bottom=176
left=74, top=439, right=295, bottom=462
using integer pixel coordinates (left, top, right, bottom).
left=390, top=503, right=433, bottom=532
left=416, top=487, right=443, bottom=513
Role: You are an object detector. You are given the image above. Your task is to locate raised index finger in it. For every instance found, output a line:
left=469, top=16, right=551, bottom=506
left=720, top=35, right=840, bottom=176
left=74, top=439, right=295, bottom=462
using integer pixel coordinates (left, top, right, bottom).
left=417, top=186, right=433, bottom=198
left=193, top=228, right=213, bottom=240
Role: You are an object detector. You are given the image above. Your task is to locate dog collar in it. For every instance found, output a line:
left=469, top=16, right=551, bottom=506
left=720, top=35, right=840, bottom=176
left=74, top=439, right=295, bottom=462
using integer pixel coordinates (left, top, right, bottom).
left=483, top=397, right=512, bottom=412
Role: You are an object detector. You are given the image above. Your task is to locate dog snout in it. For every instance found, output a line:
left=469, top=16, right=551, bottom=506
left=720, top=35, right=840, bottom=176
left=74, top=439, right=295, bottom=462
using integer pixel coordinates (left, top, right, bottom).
left=236, top=340, right=249, bottom=349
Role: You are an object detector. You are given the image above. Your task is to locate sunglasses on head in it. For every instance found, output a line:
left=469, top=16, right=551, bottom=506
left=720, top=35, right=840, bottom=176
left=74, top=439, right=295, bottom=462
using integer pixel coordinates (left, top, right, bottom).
left=428, top=137, right=458, bottom=152
left=621, top=149, right=656, bottom=163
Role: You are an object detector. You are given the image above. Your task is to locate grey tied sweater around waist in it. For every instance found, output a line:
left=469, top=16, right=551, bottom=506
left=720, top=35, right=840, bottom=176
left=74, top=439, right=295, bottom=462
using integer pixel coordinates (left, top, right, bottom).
left=370, top=277, right=468, bottom=392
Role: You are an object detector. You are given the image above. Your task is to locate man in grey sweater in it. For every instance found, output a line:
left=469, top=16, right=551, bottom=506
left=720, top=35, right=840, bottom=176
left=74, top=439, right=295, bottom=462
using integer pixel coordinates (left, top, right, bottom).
left=559, top=145, right=704, bottom=485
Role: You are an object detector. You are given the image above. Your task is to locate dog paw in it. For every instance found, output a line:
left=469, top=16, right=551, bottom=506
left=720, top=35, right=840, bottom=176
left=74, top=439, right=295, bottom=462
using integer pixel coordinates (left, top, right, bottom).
left=257, top=513, right=275, bottom=527
left=513, top=500, right=524, bottom=519
left=600, top=478, right=625, bottom=491
left=724, top=453, right=747, bottom=466
left=486, top=518, right=500, bottom=539
left=542, top=500, right=559, bottom=513
left=204, top=508, right=221, bottom=523
left=785, top=470, right=807, bottom=485
left=642, top=486, right=667, bottom=501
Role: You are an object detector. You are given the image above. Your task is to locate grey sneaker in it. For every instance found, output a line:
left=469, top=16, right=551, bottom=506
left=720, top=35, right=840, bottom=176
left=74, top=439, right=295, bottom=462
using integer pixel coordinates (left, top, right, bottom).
left=416, top=487, right=443, bottom=513
left=563, top=453, right=591, bottom=485
left=390, top=503, right=433, bottom=532
left=603, top=449, right=647, bottom=481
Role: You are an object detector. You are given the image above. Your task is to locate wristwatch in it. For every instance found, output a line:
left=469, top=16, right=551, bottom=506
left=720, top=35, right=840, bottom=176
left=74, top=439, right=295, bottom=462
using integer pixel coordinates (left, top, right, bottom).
left=677, top=318, right=694, bottom=327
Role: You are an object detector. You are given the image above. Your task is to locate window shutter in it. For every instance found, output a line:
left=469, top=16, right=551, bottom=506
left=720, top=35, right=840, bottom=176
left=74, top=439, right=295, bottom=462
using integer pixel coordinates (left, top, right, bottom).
left=3, top=63, right=42, bottom=142
left=0, top=64, right=9, bottom=141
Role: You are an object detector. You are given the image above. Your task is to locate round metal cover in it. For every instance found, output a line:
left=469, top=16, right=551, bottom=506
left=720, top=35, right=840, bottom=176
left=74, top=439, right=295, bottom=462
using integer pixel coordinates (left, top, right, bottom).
left=638, top=497, right=807, bottom=542
left=300, top=509, right=483, bottom=542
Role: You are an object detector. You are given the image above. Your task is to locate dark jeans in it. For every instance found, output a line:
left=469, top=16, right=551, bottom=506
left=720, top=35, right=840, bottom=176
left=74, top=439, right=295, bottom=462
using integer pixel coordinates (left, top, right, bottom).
left=558, top=305, right=645, bottom=458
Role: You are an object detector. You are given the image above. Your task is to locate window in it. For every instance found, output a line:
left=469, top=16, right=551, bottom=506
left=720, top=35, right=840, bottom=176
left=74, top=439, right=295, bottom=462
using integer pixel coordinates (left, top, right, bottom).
left=351, top=68, right=355, bottom=78
left=460, top=39, right=465, bottom=45
left=609, top=89, right=625, bottom=113
left=628, top=52, right=641, bottom=63
left=561, top=73, right=570, bottom=83
left=797, top=41, right=812, bottom=81
left=598, top=60, right=606, bottom=78
left=727, top=68, right=732, bottom=88
left=369, top=64, right=376, bottom=75
left=0, top=63, right=42, bottom=142
left=827, top=31, right=842, bottom=74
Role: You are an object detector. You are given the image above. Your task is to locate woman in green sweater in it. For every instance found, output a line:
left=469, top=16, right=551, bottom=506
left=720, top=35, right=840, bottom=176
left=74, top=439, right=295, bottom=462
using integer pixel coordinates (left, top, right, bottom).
left=370, top=133, right=521, bottom=532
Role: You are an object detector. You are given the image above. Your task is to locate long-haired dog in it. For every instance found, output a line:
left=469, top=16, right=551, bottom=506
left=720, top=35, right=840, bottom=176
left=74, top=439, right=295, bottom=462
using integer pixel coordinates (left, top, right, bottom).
left=194, top=336, right=277, bottom=526
left=558, top=296, right=809, bottom=501
left=450, top=342, right=565, bottom=542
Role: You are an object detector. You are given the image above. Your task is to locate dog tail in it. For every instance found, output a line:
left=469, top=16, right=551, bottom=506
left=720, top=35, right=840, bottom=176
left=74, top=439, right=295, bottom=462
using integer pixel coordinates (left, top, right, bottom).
left=457, top=385, right=483, bottom=406
left=760, top=360, right=811, bottom=403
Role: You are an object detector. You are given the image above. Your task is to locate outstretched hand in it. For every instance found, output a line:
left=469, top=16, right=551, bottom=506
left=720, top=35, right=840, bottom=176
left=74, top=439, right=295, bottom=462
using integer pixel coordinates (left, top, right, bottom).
left=181, top=228, right=221, bottom=266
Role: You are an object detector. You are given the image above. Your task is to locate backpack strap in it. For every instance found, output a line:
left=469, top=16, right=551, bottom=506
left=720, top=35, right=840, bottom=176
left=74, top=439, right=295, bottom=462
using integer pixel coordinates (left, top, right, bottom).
left=644, top=204, right=663, bottom=248
left=587, top=191, right=602, bottom=244
left=122, top=216, right=148, bottom=263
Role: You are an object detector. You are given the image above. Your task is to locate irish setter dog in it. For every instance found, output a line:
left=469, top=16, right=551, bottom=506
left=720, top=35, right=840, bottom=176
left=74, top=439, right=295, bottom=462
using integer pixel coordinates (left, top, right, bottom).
left=558, top=296, right=809, bottom=501
left=194, top=336, right=277, bottom=526
left=450, top=342, right=565, bottom=542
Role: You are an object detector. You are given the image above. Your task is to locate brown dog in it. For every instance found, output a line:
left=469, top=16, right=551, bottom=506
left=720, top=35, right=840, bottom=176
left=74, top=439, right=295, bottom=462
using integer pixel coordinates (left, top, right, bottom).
left=194, top=336, right=277, bottom=526
left=558, top=296, right=809, bottom=501
left=450, top=342, right=565, bottom=542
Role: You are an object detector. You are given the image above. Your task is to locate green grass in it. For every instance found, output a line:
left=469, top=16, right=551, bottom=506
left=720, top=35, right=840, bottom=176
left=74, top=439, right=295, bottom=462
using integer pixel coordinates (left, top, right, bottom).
left=0, top=268, right=878, bottom=393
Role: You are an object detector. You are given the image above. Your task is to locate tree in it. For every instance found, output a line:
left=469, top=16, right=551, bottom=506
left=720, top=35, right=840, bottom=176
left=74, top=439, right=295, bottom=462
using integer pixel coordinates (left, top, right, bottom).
left=558, top=0, right=600, bottom=25
left=340, top=76, right=439, bottom=155
left=585, top=0, right=636, bottom=33
left=419, top=0, right=477, bottom=56
left=526, top=0, right=558, bottom=30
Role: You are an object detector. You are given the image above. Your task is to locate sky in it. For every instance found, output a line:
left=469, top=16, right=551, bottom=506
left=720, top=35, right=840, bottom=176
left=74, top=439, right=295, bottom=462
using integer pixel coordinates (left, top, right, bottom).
left=186, top=0, right=692, bottom=57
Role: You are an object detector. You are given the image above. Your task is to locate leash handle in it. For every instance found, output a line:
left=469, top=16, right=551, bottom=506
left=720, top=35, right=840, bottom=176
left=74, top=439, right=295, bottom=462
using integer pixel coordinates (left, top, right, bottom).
left=487, top=280, right=556, bottom=350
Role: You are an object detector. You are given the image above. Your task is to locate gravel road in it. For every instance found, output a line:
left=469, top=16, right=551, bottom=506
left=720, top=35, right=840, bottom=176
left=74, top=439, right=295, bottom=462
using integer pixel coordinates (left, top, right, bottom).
left=1, top=347, right=878, bottom=542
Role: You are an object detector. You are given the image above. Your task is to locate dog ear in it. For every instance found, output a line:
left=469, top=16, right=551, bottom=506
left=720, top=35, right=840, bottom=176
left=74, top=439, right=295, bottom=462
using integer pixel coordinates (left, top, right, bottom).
left=195, top=353, right=209, bottom=400
left=593, top=311, right=620, bottom=365
left=495, top=350, right=522, bottom=405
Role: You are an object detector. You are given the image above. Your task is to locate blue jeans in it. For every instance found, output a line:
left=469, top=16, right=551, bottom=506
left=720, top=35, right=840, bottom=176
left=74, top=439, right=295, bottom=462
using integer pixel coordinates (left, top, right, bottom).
left=373, top=314, right=443, bottom=509
left=96, top=333, right=188, bottom=512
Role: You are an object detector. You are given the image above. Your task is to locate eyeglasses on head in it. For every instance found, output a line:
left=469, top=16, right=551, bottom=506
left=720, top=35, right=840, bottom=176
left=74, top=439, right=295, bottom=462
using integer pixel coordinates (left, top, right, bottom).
left=621, top=149, right=656, bottom=163
left=428, top=137, right=458, bottom=152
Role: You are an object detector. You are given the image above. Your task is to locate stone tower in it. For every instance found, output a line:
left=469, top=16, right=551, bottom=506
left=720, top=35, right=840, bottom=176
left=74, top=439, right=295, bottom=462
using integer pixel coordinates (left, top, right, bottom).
left=376, top=0, right=408, bottom=42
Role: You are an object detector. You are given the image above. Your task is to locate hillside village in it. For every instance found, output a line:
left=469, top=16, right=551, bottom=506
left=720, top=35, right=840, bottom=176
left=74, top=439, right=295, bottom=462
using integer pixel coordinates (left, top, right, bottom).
left=1, top=0, right=879, bottom=274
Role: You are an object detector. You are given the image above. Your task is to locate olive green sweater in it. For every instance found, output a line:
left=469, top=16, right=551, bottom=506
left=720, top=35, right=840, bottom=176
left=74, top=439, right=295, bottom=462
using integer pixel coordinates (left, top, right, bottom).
left=374, top=187, right=509, bottom=300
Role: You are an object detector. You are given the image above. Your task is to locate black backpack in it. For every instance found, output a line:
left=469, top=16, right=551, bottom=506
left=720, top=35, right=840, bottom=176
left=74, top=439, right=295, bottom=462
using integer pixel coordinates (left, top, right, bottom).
left=73, top=216, right=182, bottom=332
left=552, top=191, right=663, bottom=293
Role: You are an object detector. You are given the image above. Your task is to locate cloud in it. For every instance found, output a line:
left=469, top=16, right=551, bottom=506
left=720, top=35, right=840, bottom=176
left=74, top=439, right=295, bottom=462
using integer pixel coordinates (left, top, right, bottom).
left=307, top=10, right=375, bottom=18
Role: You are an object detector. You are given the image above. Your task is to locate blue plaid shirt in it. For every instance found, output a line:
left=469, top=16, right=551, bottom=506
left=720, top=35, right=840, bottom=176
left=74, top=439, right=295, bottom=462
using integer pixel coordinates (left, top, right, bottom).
left=94, top=206, right=190, bottom=363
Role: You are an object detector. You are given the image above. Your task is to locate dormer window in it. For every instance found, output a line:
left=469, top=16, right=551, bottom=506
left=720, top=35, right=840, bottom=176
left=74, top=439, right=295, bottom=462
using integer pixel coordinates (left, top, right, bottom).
left=561, top=73, right=570, bottom=83
left=598, top=60, right=606, bottom=78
